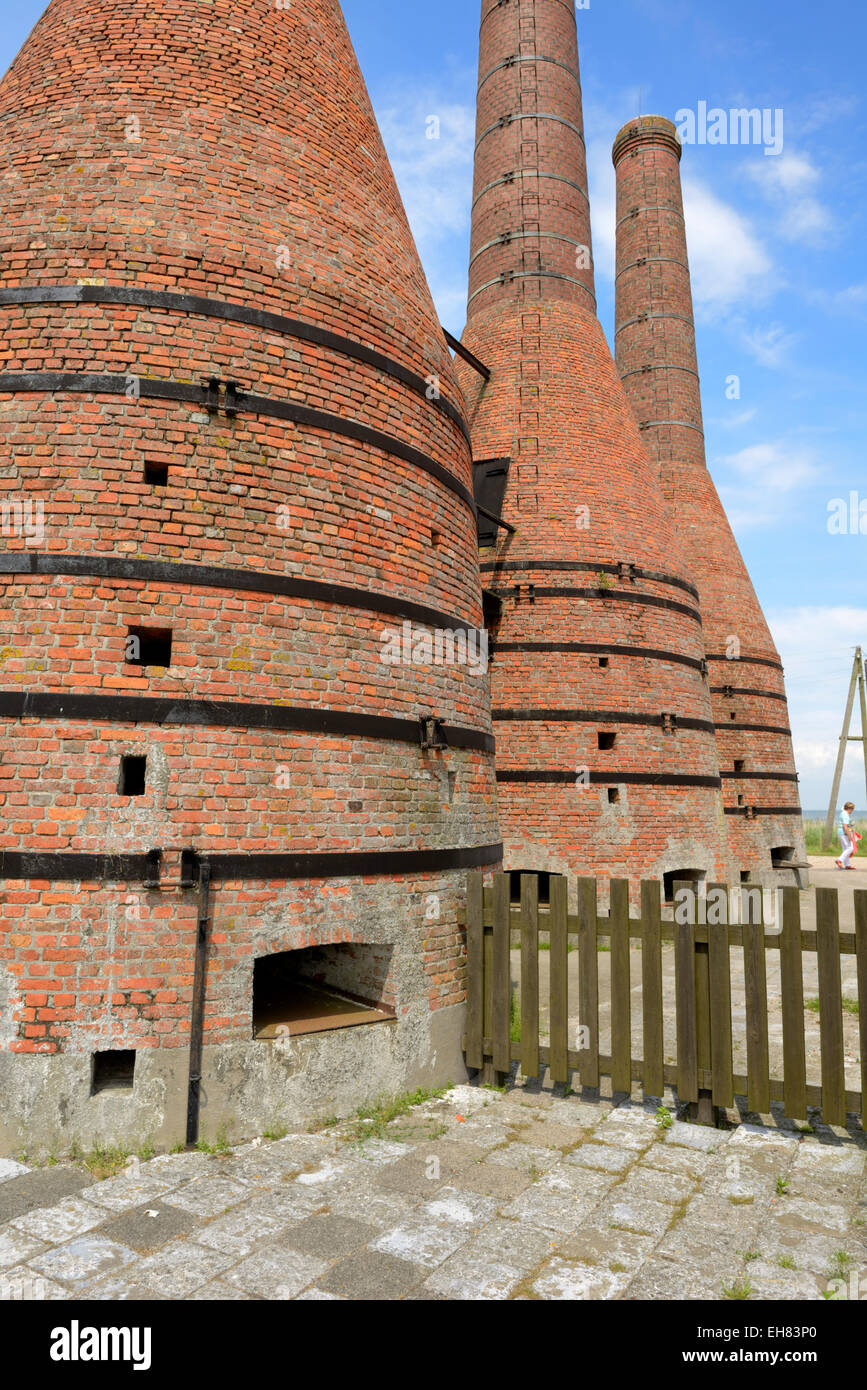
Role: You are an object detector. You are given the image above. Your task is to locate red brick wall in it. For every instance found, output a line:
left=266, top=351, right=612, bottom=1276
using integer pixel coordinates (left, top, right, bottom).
left=612, top=117, right=805, bottom=874
left=459, top=2, right=730, bottom=897
left=0, top=0, right=500, bottom=1070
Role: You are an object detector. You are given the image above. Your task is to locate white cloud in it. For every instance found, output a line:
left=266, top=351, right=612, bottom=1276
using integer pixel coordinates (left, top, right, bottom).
left=376, top=92, right=476, bottom=328
left=740, top=322, right=801, bottom=367
left=681, top=178, right=773, bottom=317
left=745, top=150, right=834, bottom=245
left=714, top=440, right=822, bottom=529
left=767, top=605, right=867, bottom=808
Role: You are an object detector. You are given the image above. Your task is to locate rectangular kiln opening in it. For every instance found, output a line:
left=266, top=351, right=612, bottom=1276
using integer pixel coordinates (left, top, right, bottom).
left=252, top=943, right=395, bottom=1040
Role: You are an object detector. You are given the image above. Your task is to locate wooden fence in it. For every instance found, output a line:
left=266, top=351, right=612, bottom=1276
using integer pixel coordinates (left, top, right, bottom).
left=463, top=873, right=867, bottom=1128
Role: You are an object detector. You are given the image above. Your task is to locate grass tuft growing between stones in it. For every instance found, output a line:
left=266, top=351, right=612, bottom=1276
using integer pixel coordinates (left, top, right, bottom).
left=336, top=1084, right=452, bottom=1144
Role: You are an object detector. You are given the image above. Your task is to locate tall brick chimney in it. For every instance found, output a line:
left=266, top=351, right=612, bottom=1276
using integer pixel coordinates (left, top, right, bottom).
left=612, top=115, right=806, bottom=884
left=0, top=0, right=500, bottom=1154
left=456, top=0, right=730, bottom=899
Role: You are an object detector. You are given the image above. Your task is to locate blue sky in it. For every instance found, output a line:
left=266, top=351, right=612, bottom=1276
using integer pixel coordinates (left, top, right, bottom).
left=3, top=0, right=866, bottom=809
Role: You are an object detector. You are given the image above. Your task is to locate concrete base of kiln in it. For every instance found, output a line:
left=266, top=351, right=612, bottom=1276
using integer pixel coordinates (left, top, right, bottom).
left=0, top=1002, right=469, bottom=1159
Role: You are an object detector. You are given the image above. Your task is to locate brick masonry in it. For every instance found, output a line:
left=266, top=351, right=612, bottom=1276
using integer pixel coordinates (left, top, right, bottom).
left=457, top=0, right=732, bottom=898
left=0, top=0, right=500, bottom=1152
left=612, top=115, right=806, bottom=878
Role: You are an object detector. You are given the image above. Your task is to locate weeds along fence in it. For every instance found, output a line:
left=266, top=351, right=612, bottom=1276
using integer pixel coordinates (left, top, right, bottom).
left=462, top=873, right=867, bottom=1128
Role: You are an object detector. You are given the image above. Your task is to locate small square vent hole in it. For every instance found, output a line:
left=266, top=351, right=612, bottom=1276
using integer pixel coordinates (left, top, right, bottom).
left=92, top=1050, right=135, bottom=1094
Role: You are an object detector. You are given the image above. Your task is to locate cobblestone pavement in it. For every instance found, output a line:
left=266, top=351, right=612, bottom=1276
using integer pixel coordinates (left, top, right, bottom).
left=1, top=1082, right=865, bottom=1301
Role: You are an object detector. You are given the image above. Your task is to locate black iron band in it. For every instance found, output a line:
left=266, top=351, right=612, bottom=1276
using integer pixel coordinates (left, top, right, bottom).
left=724, top=807, right=803, bottom=818
left=491, top=641, right=706, bottom=673
left=616, top=312, right=694, bottom=335
left=0, top=691, right=495, bottom=754
left=720, top=770, right=800, bottom=781
left=470, top=229, right=591, bottom=269
left=616, top=203, right=685, bottom=229
left=492, top=708, right=716, bottom=734
left=0, top=842, right=504, bottom=883
left=716, top=722, right=793, bottom=736
left=468, top=271, right=596, bottom=308
left=711, top=686, right=787, bottom=702
left=489, top=584, right=702, bottom=624
left=0, top=552, right=482, bottom=638
left=0, top=372, right=477, bottom=517
left=479, top=557, right=699, bottom=601
left=497, top=771, right=723, bottom=788
left=706, top=654, right=784, bottom=672
left=0, top=285, right=471, bottom=447
left=619, top=363, right=700, bottom=382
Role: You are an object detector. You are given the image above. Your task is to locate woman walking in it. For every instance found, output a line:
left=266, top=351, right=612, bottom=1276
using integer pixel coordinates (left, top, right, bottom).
left=836, top=801, right=858, bottom=870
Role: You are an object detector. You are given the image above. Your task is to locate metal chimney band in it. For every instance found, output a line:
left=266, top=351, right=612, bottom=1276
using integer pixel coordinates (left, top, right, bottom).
left=497, top=771, right=724, bottom=789
left=468, top=270, right=596, bottom=307
left=475, top=112, right=586, bottom=150
left=473, top=169, right=590, bottom=210
left=490, top=641, right=706, bottom=674
left=477, top=54, right=583, bottom=92
left=469, top=228, right=593, bottom=268
left=0, top=285, right=471, bottom=448
left=0, top=372, right=477, bottom=517
left=619, top=363, right=700, bottom=382
left=479, top=556, right=700, bottom=601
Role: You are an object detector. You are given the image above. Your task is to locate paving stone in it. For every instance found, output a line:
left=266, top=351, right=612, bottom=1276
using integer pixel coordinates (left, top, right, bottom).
left=195, top=1202, right=298, bottom=1257
left=135, top=1240, right=240, bottom=1298
left=558, top=1224, right=655, bottom=1272
left=512, top=1121, right=588, bottom=1150
left=674, top=1195, right=763, bottom=1238
left=614, top=1168, right=696, bottom=1206
left=280, top=1214, right=379, bottom=1260
left=792, top=1145, right=866, bottom=1178
left=448, top=1162, right=533, bottom=1201
left=447, top=1123, right=512, bottom=1153
left=186, top=1281, right=253, bottom=1300
left=596, top=1194, right=673, bottom=1238
left=162, top=1176, right=251, bottom=1219
left=538, top=1164, right=615, bottom=1199
left=500, top=1186, right=596, bottom=1235
left=772, top=1196, right=851, bottom=1234
left=219, top=1242, right=324, bottom=1298
left=656, top=1223, right=761, bottom=1271
left=0, top=1159, right=30, bottom=1184
left=741, top=1260, right=824, bottom=1301
left=10, top=1195, right=106, bottom=1244
left=727, top=1124, right=800, bottom=1154
left=0, top=1268, right=70, bottom=1300
left=375, top=1156, right=450, bottom=1197
left=420, top=1188, right=500, bottom=1226
left=623, top=1258, right=720, bottom=1300
left=317, top=1248, right=427, bottom=1300
left=83, top=1171, right=183, bottom=1214
left=665, top=1122, right=731, bottom=1153
left=81, top=1277, right=167, bottom=1301
left=754, top=1226, right=856, bottom=1276
left=416, top=1139, right=500, bottom=1170
left=27, top=1234, right=138, bottom=1289
left=486, top=1143, right=561, bottom=1173
left=340, top=1139, right=407, bottom=1168
left=420, top=1220, right=553, bottom=1300
left=146, top=1151, right=221, bottom=1181
left=294, top=1287, right=346, bottom=1300
left=531, top=1256, right=630, bottom=1301
left=565, top=1144, right=635, bottom=1174
left=293, top=1158, right=355, bottom=1192
left=0, top=1168, right=95, bottom=1223
left=371, top=1215, right=474, bottom=1269
left=641, top=1145, right=713, bottom=1178
left=241, top=1186, right=326, bottom=1223
left=0, top=1223, right=47, bottom=1269
left=98, top=1202, right=197, bottom=1254
left=324, top=1174, right=420, bottom=1227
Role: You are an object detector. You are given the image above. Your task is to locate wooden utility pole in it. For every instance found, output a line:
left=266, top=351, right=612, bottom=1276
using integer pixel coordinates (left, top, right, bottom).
left=822, top=647, right=867, bottom=848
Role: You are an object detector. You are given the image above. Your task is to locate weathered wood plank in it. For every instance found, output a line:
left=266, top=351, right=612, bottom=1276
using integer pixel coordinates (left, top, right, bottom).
left=856, top=891, right=867, bottom=1125
left=577, top=877, right=599, bottom=1089
left=491, top=873, right=512, bottom=1076
left=549, top=874, right=569, bottom=1084
left=816, top=887, right=846, bottom=1126
left=674, top=891, right=698, bottom=1104
left=742, top=884, right=770, bottom=1114
left=706, top=884, right=734, bottom=1109
left=610, top=879, right=631, bottom=1095
left=640, top=879, right=664, bottom=1098
left=520, top=873, right=540, bottom=1079
left=465, top=871, right=484, bottom=1070
left=779, top=886, right=807, bottom=1121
